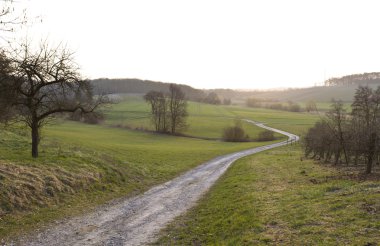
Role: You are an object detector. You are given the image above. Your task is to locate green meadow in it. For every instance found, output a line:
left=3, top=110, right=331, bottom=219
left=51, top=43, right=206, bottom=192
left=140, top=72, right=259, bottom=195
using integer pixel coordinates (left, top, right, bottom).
left=105, top=95, right=320, bottom=139
left=0, top=95, right=293, bottom=239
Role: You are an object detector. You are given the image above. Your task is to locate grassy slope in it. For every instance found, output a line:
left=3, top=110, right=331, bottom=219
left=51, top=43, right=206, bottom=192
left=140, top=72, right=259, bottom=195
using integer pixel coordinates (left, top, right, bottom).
left=0, top=98, right=287, bottom=240
left=155, top=146, right=380, bottom=245
left=245, top=85, right=374, bottom=103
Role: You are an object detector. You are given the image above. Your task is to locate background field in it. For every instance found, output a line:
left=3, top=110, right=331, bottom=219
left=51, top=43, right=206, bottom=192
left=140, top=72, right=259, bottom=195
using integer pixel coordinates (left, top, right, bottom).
left=105, top=94, right=321, bottom=139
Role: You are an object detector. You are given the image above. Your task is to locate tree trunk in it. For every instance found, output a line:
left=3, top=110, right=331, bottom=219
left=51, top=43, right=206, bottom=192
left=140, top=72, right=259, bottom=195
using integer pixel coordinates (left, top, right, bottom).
left=324, top=151, right=331, bottom=163
left=31, top=123, right=39, bottom=158
left=354, top=153, right=359, bottom=165
left=366, top=155, right=373, bottom=174
left=334, top=150, right=341, bottom=165
left=342, top=146, right=349, bottom=165
left=171, top=119, right=176, bottom=134
left=366, top=133, right=376, bottom=174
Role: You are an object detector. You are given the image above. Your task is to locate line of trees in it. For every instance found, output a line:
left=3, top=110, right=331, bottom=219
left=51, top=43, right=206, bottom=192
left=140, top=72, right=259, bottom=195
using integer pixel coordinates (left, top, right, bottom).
left=304, top=86, right=380, bottom=174
left=202, top=92, right=231, bottom=105
left=91, top=78, right=206, bottom=102
left=324, top=72, right=380, bottom=86
left=246, top=98, right=302, bottom=112
left=0, top=42, right=106, bottom=158
left=144, top=84, right=188, bottom=134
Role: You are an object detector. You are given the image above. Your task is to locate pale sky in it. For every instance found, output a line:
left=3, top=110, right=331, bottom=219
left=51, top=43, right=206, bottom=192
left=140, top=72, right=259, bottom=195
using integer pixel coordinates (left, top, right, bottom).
left=11, top=0, right=380, bottom=89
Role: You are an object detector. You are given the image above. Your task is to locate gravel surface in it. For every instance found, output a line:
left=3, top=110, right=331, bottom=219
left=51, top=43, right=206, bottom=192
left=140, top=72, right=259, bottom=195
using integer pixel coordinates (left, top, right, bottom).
left=16, top=120, right=298, bottom=246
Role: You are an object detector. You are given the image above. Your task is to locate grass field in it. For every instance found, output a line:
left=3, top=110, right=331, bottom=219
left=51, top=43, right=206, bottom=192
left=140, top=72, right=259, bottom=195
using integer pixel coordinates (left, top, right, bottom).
left=0, top=98, right=291, bottom=240
left=105, top=94, right=320, bottom=139
left=155, top=145, right=380, bottom=245
left=105, top=95, right=271, bottom=139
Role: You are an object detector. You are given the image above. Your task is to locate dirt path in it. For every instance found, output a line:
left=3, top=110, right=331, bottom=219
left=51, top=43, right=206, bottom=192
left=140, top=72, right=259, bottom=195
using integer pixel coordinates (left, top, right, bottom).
left=18, top=121, right=298, bottom=246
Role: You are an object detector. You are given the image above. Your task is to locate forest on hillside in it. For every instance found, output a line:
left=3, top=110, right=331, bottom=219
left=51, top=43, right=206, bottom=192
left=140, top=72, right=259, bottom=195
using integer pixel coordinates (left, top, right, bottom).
left=324, top=72, right=380, bottom=86
left=91, top=72, right=380, bottom=104
left=91, top=78, right=206, bottom=101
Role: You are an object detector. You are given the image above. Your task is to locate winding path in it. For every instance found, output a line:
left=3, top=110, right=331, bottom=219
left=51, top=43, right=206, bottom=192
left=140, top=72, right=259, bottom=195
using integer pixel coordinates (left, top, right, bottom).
left=20, top=120, right=298, bottom=246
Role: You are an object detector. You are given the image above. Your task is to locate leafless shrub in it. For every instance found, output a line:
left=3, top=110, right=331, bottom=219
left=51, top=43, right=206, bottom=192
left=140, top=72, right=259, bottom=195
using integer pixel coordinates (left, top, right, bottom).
left=304, top=86, right=380, bottom=174
left=257, top=130, right=275, bottom=141
left=222, top=120, right=249, bottom=142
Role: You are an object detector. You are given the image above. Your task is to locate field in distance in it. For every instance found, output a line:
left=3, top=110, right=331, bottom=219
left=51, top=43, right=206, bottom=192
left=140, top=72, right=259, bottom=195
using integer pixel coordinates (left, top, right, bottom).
left=105, top=94, right=320, bottom=139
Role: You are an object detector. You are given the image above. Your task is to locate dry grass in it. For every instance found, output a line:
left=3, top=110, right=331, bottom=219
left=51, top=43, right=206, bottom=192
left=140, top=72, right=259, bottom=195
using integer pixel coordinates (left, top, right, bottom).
left=0, top=161, right=100, bottom=215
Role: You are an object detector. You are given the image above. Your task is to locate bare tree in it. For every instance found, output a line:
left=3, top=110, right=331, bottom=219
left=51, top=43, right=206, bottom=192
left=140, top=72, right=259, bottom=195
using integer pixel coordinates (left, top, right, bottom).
left=203, top=92, right=221, bottom=105
left=168, top=84, right=187, bottom=134
left=326, top=100, right=349, bottom=164
left=305, top=100, right=317, bottom=113
left=144, top=84, right=188, bottom=134
left=0, top=50, right=15, bottom=123
left=351, top=86, right=380, bottom=174
left=304, top=86, right=380, bottom=174
left=304, top=120, right=335, bottom=161
left=1, top=42, right=106, bottom=158
left=144, top=91, right=169, bottom=132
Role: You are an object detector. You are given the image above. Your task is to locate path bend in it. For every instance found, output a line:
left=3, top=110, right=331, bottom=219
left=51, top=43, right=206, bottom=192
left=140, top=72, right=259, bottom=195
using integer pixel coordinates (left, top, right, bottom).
left=19, top=120, right=299, bottom=246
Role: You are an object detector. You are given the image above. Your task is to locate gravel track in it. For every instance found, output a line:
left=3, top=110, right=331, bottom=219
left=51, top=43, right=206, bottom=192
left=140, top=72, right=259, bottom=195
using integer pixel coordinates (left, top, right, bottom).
left=17, top=120, right=298, bottom=246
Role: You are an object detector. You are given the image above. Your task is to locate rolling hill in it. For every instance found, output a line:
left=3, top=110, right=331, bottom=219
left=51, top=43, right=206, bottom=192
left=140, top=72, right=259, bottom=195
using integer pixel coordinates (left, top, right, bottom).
left=91, top=73, right=380, bottom=104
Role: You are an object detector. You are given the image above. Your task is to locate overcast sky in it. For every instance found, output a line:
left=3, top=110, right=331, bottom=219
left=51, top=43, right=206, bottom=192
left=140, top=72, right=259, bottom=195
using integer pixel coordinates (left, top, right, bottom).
left=14, top=0, right=380, bottom=89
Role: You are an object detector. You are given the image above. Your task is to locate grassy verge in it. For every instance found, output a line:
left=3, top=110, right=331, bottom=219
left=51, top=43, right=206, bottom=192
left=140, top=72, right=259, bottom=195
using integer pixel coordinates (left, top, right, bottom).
left=155, top=145, right=380, bottom=245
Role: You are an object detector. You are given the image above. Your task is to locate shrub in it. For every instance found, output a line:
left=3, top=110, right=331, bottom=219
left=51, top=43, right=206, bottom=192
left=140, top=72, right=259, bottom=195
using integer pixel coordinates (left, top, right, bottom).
left=268, top=103, right=285, bottom=111
left=68, top=110, right=104, bottom=124
left=223, top=98, right=232, bottom=105
left=257, top=130, right=275, bottom=141
left=222, top=120, right=249, bottom=142
left=288, top=103, right=302, bottom=112
left=83, top=112, right=105, bottom=124
left=246, top=97, right=262, bottom=108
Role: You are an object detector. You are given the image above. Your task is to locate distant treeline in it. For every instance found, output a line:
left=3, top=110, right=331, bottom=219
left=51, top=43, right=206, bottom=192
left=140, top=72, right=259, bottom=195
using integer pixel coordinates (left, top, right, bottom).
left=246, top=98, right=303, bottom=112
left=91, top=78, right=205, bottom=101
left=324, top=72, right=380, bottom=86
left=91, top=78, right=231, bottom=105
left=91, top=74, right=380, bottom=104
